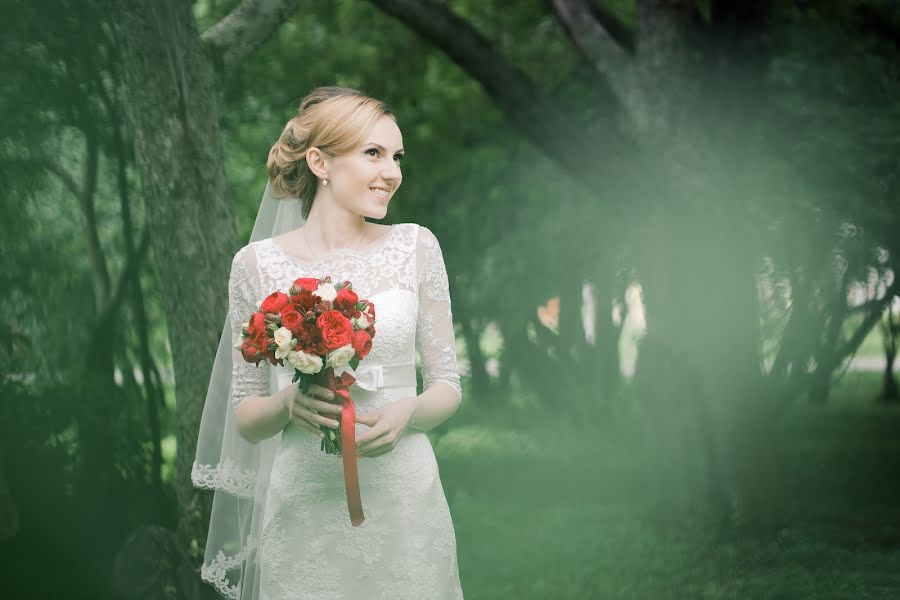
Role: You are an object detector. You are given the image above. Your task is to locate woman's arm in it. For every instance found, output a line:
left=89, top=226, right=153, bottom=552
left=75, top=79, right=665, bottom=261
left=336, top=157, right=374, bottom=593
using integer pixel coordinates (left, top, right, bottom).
left=406, top=381, right=461, bottom=432
left=228, top=246, right=286, bottom=445
left=411, top=225, right=463, bottom=431
left=235, top=388, right=291, bottom=444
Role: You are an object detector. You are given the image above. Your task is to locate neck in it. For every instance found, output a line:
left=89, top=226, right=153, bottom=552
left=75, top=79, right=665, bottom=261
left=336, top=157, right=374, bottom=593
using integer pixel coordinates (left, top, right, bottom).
left=302, top=196, right=368, bottom=252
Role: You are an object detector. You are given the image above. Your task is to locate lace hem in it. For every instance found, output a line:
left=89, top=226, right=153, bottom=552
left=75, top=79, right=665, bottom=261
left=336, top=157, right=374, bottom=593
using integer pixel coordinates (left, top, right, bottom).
left=191, top=458, right=256, bottom=498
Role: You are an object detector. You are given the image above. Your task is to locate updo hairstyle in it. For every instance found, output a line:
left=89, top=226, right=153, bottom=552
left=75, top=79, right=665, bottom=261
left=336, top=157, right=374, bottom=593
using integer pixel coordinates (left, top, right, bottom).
left=266, top=86, right=396, bottom=220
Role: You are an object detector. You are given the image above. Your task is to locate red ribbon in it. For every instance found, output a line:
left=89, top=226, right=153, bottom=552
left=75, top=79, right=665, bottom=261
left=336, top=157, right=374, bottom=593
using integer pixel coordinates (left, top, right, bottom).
left=319, top=367, right=366, bottom=527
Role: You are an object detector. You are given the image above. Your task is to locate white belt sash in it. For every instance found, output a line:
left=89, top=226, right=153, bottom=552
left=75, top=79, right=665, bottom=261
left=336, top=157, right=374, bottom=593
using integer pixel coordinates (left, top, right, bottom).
left=274, top=361, right=417, bottom=392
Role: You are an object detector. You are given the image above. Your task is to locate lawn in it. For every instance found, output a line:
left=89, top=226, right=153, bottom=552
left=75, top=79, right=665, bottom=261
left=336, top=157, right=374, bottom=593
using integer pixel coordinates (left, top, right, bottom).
left=437, top=371, right=900, bottom=599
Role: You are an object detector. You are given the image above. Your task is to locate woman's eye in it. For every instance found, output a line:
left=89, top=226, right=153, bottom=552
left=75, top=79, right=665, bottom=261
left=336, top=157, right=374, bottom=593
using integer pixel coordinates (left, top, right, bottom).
left=366, top=148, right=379, bottom=157
left=394, top=155, right=403, bottom=163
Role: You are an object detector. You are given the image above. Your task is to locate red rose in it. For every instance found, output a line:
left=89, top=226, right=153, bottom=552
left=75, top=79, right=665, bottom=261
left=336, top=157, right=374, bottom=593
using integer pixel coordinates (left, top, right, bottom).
left=334, top=286, right=359, bottom=314
left=260, top=333, right=281, bottom=365
left=240, top=336, right=267, bottom=365
left=254, top=328, right=271, bottom=350
left=351, top=329, right=372, bottom=360
left=294, top=320, right=325, bottom=355
left=260, top=291, right=290, bottom=314
left=292, top=277, right=320, bottom=292
left=316, top=310, right=353, bottom=350
left=280, top=309, right=304, bottom=335
left=292, top=289, right=318, bottom=315
left=247, top=312, right=267, bottom=335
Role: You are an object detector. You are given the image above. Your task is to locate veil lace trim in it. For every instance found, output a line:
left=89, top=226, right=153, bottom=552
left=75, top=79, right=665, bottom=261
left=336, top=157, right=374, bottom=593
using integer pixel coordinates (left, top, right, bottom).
left=200, top=535, right=257, bottom=600
left=191, top=458, right=256, bottom=499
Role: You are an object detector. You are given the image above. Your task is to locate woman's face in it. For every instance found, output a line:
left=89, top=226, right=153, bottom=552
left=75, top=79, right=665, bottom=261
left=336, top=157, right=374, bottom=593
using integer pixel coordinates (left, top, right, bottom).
left=321, top=115, right=404, bottom=219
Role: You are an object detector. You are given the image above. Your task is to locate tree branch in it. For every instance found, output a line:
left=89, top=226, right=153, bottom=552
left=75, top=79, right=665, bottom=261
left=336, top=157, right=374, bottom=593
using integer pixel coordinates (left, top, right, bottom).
left=773, top=275, right=899, bottom=412
left=96, top=224, right=153, bottom=332
left=201, top=0, right=303, bottom=75
left=43, top=127, right=111, bottom=312
left=367, top=0, right=638, bottom=216
left=829, top=277, right=899, bottom=373
left=548, top=0, right=633, bottom=98
left=43, top=161, right=82, bottom=198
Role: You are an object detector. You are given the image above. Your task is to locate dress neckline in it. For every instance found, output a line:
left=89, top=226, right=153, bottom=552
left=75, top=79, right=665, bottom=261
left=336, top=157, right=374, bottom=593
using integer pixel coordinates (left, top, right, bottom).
left=267, top=223, right=401, bottom=265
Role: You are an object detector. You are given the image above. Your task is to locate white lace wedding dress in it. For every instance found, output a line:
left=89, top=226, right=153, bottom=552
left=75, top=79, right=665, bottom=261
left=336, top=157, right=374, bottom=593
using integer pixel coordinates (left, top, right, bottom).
left=226, top=222, right=464, bottom=600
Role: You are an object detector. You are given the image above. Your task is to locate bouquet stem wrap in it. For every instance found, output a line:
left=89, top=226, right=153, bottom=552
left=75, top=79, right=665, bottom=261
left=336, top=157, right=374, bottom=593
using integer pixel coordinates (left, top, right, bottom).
left=317, top=366, right=365, bottom=527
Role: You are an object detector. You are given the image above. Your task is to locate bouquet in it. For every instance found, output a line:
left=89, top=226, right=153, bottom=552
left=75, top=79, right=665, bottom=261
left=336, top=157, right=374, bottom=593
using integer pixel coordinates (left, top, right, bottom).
left=235, top=275, right=376, bottom=525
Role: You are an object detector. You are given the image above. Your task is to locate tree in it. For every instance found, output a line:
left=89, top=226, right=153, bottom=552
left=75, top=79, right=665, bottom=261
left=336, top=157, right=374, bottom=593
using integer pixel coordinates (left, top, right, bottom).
left=366, top=0, right=900, bottom=529
left=105, top=0, right=305, bottom=568
left=97, top=0, right=900, bottom=557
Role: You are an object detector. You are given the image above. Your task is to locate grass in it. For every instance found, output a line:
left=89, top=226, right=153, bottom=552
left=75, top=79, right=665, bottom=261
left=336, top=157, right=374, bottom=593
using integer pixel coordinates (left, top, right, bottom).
left=436, top=371, right=900, bottom=599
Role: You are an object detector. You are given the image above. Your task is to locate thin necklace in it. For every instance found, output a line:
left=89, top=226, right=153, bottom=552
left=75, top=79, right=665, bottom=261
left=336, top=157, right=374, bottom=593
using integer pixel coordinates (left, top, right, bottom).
left=303, top=224, right=367, bottom=259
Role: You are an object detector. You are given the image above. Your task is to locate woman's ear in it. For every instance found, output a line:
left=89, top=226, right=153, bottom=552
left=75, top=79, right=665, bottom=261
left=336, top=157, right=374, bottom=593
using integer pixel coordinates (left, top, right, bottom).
left=305, top=147, right=329, bottom=179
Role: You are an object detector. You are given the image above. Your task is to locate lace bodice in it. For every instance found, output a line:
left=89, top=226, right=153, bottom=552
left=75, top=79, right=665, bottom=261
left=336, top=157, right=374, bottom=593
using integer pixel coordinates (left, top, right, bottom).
left=227, top=222, right=461, bottom=407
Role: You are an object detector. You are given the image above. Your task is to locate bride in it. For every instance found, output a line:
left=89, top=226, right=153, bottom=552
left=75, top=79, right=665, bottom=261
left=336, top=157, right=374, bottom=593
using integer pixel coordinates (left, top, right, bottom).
left=192, top=86, right=465, bottom=599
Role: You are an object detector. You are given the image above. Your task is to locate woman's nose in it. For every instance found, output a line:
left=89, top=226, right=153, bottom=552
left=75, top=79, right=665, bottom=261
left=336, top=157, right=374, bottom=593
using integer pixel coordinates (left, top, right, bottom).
left=383, top=164, right=401, bottom=182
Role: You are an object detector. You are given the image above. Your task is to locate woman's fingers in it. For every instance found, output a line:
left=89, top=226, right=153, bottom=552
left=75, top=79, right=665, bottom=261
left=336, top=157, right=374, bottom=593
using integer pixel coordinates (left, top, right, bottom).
left=288, top=411, right=321, bottom=435
left=359, top=428, right=400, bottom=457
left=355, top=411, right=377, bottom=426
left=356, top=424, right=387, bottom=448
left=307, top=384, right=335, bottom=401
left=285, top=384, right=347, bottom=438
left=289, top=409, right=328, bottom=435
left=293, top=403, right=340, bottom=429
left=358, top=436, right=387, bottom=456
left=287, top=391, right=339, bottom=431
left=309, top=399, right=343, bottom=415
left=291, top=388, right=331, bottom=414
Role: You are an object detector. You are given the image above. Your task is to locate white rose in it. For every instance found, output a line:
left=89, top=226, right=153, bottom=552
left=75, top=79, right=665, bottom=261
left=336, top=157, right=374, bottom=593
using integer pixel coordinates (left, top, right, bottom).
left=314, top=282, right=337, bottom=302
left=325, top=344, right=356, bottom=369
left=353, top=314, right=370, bottom=330
left=287, top=350, right=323, bottom=374
left=273, top=327, right=294, bottom=359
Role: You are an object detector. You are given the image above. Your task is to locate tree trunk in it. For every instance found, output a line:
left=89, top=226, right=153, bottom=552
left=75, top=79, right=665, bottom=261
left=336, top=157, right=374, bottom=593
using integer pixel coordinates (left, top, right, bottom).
left=459, top=316, right=490, bottom=400
left=107, top=0, right=238, bottom=558
left=606, top=0, right=786, bottom=533
left=879, top=308, right=899, bottom=403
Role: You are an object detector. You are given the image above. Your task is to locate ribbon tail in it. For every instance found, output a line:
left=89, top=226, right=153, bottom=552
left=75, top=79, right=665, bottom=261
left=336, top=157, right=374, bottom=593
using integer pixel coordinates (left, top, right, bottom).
left=340, top=393, right=365, bottom=527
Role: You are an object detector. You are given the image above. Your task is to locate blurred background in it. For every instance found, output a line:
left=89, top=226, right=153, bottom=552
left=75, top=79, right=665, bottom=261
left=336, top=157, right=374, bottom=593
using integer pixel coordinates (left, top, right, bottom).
left=2, top=0, right=899, bottom=598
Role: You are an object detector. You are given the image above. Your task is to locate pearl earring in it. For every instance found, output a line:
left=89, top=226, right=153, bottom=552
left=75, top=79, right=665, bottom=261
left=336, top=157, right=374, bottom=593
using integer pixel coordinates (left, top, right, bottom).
left=323, top=177, right=328, bottom=186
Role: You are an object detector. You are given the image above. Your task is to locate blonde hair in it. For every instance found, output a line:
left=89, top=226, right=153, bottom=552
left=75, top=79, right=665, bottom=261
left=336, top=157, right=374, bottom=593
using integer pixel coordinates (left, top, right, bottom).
left=267, top=86, right=396, bottom=219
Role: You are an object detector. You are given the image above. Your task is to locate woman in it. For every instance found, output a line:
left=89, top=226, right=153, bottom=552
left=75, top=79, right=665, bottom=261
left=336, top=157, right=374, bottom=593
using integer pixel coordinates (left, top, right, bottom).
left=192, top=86, right=465, bottom=599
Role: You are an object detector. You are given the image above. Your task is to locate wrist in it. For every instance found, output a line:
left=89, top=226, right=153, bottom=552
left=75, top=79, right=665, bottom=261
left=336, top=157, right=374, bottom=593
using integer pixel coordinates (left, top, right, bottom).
left=275, top=387, right=292, bottom=420
left=405, top=395, right=421, bottom=428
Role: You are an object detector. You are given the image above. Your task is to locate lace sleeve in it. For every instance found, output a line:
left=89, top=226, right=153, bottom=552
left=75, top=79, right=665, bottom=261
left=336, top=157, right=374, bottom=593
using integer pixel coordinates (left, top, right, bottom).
left=230, top=244, right=270, bottom=407
left=415, top=225, right=462, bottom=402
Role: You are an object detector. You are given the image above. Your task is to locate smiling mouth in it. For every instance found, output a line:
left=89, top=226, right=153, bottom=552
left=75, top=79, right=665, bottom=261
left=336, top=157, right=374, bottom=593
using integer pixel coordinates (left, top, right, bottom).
left=370, top=187, right=390, bottom=199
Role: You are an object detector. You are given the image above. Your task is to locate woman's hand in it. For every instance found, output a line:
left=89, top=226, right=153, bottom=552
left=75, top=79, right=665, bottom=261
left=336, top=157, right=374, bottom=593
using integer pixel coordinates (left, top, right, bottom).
left=280, top=383, right=343, bottom=436
left=354, top=396, right=419, bottom=458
